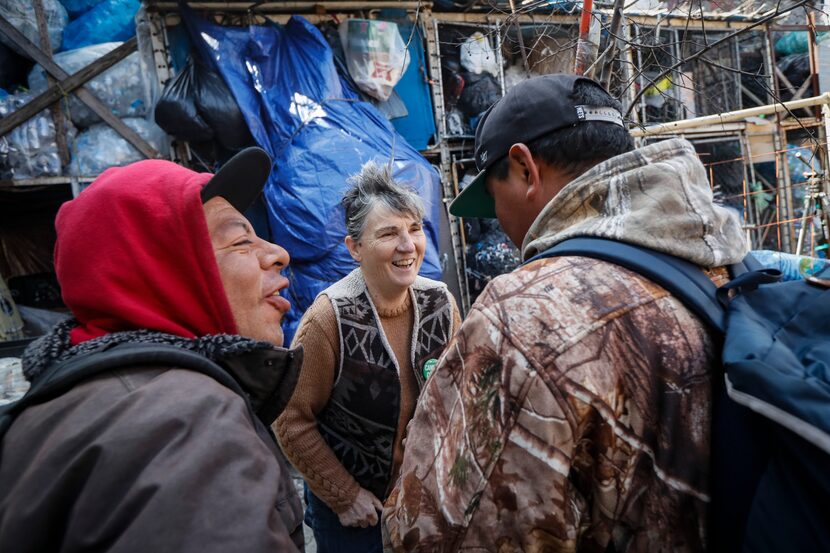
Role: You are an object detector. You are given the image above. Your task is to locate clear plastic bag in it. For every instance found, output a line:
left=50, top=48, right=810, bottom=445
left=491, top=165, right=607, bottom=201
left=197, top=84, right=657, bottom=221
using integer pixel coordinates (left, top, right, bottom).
left=61, top=0, right=140, bottom=51
left=28, top=42, right=146, bottom=128
left=338, top=19, right=410, bottom=101
left=0, top=90, right=76, bottom=179
left=460, top=32, right=499, bottom=76
left=0, top=0, right=66, bottom=57
left=70, top=117, right=167, bottom=175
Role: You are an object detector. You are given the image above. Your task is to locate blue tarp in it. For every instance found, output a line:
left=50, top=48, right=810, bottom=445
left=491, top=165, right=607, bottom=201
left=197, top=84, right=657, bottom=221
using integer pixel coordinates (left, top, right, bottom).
left=386, top=17, right=436, bottom=150
left=180, top=10, right=443, bottom=344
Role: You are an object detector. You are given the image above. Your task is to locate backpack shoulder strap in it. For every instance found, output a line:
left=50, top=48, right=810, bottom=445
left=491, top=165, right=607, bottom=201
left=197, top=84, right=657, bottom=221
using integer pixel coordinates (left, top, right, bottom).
left=0, top=343, right=247, bottom=440
left=525, top=237, right=727, bottom=333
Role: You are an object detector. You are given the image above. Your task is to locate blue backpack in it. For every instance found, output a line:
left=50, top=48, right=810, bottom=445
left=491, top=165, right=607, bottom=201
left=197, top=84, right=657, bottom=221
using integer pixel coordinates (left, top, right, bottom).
left=528, top=237, right=830, bottom=552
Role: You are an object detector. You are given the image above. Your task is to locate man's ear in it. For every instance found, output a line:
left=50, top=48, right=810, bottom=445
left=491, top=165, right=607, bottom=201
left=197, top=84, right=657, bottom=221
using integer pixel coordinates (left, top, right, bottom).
left=507, top=143, right=542, bottom=202
left=345, top=235, right=362, bottom=263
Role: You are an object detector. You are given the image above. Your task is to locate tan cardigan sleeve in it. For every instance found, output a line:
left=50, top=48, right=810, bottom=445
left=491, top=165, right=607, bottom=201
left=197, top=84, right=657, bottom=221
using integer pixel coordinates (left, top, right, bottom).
left=274, top=295, right=362, bottom=513
left=449, top=293, right=462, bottom=335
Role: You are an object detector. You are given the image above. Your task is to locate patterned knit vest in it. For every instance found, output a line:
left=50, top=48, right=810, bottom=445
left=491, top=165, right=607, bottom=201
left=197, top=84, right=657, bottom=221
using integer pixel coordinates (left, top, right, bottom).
left=316, top=269, right=454, bottom=500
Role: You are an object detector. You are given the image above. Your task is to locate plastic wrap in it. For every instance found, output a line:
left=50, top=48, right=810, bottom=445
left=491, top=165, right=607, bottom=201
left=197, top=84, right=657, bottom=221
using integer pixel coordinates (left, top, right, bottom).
left=459, top=32, right=499, bottom=76
left=181, top=10, right=443, bottom=344
left=28, top=42, right=146, bottom=128
left=338, top=19, right=410, bottom=101
left=0, top=91, right=75, bottom=179
left=774, top=31, right=828, bottom=56
left=0, top=0, right=66, bottom=57
left=62, top=0, right=140, bottom=51
left=70, top=117, right=166, bottom=175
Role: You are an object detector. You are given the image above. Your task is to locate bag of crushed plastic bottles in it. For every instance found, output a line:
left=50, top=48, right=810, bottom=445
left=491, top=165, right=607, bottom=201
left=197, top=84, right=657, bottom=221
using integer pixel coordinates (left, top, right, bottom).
left=338, top=19, right=410, bottom=101
left=61, top=0, right=140, bottom=51
left=28, top=42, right=146, bottom=128
left=58, top=0, right=103, bottom=18
left=751, top=249, right=828, bottom=280
left=460, top=31, right=499, bottom=76
left=0, top=0, right=66, bottom=57
left=0, top=91, right=76, bottom=179
left=69, top=117, right=166, bottom=175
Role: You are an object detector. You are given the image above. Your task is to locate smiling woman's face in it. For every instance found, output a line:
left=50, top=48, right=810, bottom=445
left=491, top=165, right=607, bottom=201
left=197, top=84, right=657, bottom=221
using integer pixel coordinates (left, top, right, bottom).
left=346, top=204, right=426, bottom=300
left=203, top=197, right=291, bottom=346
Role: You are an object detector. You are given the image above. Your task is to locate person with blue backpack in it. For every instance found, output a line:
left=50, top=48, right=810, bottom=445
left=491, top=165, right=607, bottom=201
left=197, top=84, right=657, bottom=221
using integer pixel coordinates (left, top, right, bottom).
left=385, top=74, right=830, bottom=552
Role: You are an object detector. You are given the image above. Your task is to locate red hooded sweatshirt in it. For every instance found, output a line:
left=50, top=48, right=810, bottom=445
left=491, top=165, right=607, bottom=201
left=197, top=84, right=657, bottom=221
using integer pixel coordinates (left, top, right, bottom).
left=54, top=159, right=238, bottom=345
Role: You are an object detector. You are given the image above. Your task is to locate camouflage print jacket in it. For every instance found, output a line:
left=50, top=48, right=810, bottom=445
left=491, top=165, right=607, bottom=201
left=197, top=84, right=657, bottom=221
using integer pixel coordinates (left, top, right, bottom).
left=383, top=138, right=749, bottom=552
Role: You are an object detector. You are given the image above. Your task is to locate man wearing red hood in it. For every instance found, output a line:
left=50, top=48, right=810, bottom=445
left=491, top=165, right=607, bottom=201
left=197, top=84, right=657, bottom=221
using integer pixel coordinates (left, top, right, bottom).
left=0, top=148, right=305, bottom=552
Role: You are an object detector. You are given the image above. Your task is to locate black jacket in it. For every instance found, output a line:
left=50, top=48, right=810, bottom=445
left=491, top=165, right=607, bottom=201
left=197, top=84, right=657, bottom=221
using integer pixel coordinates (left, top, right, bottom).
left=0, top=342, right=305, bottom=552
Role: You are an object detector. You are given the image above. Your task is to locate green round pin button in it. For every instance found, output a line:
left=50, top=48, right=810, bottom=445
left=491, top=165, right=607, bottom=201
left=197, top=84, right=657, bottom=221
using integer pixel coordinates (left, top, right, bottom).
left=422, top=358, right=438, bottom=380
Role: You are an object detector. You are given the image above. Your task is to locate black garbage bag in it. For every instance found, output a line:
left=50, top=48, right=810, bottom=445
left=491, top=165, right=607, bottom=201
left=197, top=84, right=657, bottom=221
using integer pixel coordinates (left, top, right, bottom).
left=465, top=218, right=520, bottom=303
left=777, top=53, right=811, bottom=101
left=155, top=57, right=255, bottom=151
left=192, top=58, right=255, bottom=152
left=154, top=58, right=214, bottom=143
left=458, top=71, right=501, bottom=118
left=0, top=42, right=33, bottom=90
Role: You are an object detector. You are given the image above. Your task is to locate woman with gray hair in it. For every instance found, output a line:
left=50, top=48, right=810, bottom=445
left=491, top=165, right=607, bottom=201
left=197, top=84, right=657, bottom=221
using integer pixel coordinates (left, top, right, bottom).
left=276, top=161, right=460, bottom=552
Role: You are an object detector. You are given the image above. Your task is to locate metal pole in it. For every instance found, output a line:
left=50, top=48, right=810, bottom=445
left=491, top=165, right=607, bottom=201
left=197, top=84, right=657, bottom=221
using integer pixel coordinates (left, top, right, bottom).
left=574, top=0, right=596, bottom=75
left=631, top=93, right=830, bottom=136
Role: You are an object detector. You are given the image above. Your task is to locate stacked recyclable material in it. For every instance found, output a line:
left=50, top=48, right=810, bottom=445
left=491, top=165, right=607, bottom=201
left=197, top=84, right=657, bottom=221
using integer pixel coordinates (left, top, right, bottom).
left=0, top=0, right=66, bottom=55
left=0, top=91, right=76, bottom=180
left=70, top=117, right=166, bottom=176
left=27, top=42, right=146, bottom=127
left=0, top=0, right=152, bottom=182
left=61, top=0, right=140, bottom=50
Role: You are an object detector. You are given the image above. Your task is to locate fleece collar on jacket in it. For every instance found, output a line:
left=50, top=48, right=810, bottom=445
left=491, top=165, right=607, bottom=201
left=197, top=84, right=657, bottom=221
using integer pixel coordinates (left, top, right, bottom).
left=22, top=320, right=303, bottom=425
left=522, top=138, right=749, bottom=268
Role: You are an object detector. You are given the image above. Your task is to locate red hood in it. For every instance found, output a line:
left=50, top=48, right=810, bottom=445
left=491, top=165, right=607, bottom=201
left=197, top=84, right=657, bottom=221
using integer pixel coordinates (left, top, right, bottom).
left=55, top=159, right=238, bottom=345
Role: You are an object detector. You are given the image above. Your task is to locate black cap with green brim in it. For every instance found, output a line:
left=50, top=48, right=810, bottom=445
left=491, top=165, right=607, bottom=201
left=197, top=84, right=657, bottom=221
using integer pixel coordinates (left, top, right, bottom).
left=449, top=73, right=625, bottom=219
left=200, top=146, right=273, bottom=213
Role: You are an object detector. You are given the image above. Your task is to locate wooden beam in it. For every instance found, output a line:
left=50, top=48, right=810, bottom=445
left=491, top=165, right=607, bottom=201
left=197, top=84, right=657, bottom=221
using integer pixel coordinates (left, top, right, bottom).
left=33, top=0, right=69, bottom=166
left=0, top=15, right=159, bottom=160
left=0, top=40, right=138, bottom=139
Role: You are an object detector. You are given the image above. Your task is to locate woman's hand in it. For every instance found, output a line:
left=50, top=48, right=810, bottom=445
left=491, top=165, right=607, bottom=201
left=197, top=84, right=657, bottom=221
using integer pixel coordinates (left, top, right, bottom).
left=337, top=487, right=384, bottom=528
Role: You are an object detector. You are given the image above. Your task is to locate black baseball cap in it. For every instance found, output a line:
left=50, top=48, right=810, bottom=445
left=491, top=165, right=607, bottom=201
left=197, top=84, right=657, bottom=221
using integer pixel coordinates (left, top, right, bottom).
left=200, top=146, right=273, bottom=212
left=449, top=74, right=625, bottom=218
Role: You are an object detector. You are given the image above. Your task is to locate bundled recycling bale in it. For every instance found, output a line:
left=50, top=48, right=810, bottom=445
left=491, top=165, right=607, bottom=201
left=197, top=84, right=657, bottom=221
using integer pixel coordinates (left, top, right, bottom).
left=0, top=90, right=76, bottom=179
left=70, top=117, right=166, bottom=176
left=28, top=42, right=146, bottom=128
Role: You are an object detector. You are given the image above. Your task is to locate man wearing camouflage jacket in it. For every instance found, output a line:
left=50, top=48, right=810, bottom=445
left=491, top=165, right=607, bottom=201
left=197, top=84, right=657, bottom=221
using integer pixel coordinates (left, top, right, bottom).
left=383, top=75, right=748, bottom=552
